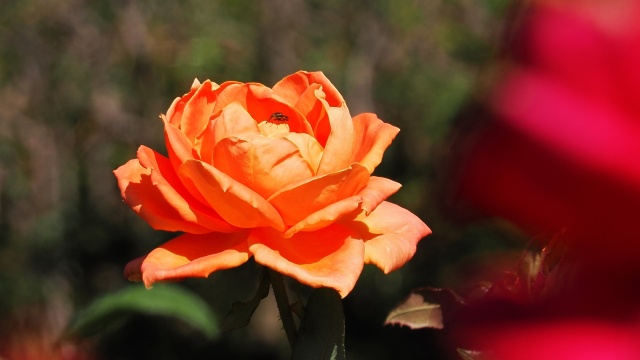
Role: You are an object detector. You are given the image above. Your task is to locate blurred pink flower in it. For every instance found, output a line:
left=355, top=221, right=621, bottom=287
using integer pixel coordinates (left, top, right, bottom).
left=450, top=1, right=640, bottom=358
left=457, top=0, right=640, bottom=267
left=462, top=319, right=640, bottom=360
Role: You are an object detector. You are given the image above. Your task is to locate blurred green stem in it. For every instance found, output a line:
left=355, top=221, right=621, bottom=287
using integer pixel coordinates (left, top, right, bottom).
left=268, top=269, right=297, bottom=348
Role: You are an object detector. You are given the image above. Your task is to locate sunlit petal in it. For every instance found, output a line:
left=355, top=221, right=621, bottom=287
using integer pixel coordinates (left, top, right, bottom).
left=349, top=201, right=430, bottom=274
left=268, top=164, right=369, bottom=225
left=248, top=224, right=364, bottom=298
left=125, top=232, right=251, bottom=287
left=178, top=159, right=286, bottom=231
left=114, top=146, right=237, bottom=234
left=350, top=113, right=400, bottom=173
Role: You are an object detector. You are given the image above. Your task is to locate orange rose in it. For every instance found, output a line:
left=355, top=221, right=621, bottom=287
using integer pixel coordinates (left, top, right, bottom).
left=114, top=71, right=430, bottom=297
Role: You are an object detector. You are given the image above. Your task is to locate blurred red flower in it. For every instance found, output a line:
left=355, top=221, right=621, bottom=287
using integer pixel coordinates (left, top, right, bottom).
left=449, top=0, right=640, bottom=358
left=457, top=0, right=640, bottom=268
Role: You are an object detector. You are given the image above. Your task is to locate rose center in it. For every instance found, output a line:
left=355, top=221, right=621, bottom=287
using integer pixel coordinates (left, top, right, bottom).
left=257, top=120, right=290, bottom=137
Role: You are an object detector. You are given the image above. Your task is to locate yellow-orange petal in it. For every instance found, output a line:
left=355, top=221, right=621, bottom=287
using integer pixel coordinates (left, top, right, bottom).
left=268, top=163, right=370, bottom=225
left=283, top=176, right=402, bottom=237
left=114, top=148, right=236, bottom=234
left=277, top=131, right=324, bottom=174
left=181, top=80, right=218, bottom=142
left=209, top=102, right=261, bottom=145
left=350, top=113, right=400, bottom=174
left=124, top=232, right=251, bottom=287
left=248, top=224, right=364, bottom=298
left=316, top=104, right=356, bottom=175
left=348, top=201, right=431, bottom=274
left=272, top=71, right=345, bottom=107
left=178, top=159, right=286, bottom=231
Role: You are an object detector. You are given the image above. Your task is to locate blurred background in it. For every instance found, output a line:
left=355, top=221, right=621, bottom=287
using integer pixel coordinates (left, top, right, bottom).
left=0, top=0, right=519, bottom=359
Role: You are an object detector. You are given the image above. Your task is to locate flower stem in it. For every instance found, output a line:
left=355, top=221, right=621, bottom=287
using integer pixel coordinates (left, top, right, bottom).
left=268, top=269, right=297, bottom=348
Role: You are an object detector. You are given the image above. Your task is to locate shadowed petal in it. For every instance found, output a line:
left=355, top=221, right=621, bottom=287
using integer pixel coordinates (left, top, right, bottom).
left=248, top=224, right=364, bottom=298
left=350, top=113, right=400, bottom=173
left=114, top=146, right=237, bottom=234
left=124, top=232, right=251, bottom=287
left=348, top=201, right=430, bottom=274
left=178, top=159, right=286, bottom=231
left=287, top=83, right=332, bottom=147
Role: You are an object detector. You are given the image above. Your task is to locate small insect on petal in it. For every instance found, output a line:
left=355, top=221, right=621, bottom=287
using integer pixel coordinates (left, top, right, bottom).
left=269, top=112, right=289, bottom=122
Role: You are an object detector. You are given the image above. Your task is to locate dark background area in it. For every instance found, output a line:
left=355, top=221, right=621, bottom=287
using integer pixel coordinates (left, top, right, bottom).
left=0, top=0, right=522, bottom=358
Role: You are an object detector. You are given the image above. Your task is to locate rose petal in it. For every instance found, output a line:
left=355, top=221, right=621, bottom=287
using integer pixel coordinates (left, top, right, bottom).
left=268, top=163, right=370, bottom=225
left=209, top=102, right=261, bottom=145
left=164, top=120, right=197, bottom=171
left=272, top=71, right=345, bottom=107
left=114, top=146, right=237, bottom=234
left=181, top=80, right=218, bottom=142
left=316, top=104, right=356, bottom=175
left=348, top=201, right=430, bottom=274
left=277, top=131, right=324, bottom=174
left=195, top=120, right=216, bottom=165
left=165, top=87, right=198, bottom=128
left=178, top=159, right=286, bottom=231
left=289, top=84, right=332, bottom=147
left=282, top=176, right=402, bottom=237
left=359, top=176, right=402, bottom=214
left=283, top=196, right=363, bottom=238
left=214, top=134, right=315, bottom=199
left=137, top=146, right=209, bottom=212
left=248, top=224, right=364, bottom=298
left=211, top=82, right=251, bottom=114
left=124, top=232, right=251, bottom=287
left=214, top=83, right=313, bottom=136
left=350, top=113, right=400, bottom=173
left=165, top=97, right=183, bottom=127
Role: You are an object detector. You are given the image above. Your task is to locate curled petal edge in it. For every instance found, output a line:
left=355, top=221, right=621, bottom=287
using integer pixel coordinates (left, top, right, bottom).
left=350, top=201, right=431, bottom=274
left=248, top=225, right=364, bottom=298
left=124, top=232, right=251, bottom=288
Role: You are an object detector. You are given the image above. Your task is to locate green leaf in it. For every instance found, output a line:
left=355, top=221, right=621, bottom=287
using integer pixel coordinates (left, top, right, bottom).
left=222, top=266, right=271, bottom=332
left=385, top=292, right=443, bottom=329
left=291, top=288, right=345, bottom=360
left=64, top=284, right=218, bottom=339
